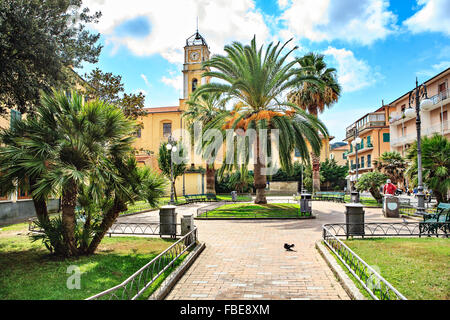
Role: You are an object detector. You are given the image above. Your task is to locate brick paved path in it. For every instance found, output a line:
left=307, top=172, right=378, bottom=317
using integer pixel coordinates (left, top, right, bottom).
left=163, top=201, right=402, bottom=300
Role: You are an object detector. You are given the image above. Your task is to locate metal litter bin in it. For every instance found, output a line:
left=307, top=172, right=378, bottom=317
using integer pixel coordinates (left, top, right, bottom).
left=159, top=205, right=177, bottom=237
left=345, top=203, right=365, bottom=238
left=300, top=193, right=312, bottom=216
left=231, top=191, right=238, bottom=202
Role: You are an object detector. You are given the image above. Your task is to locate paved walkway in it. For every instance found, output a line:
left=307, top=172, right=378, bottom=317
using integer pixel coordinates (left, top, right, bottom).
left=122, top=199, right=403, bottom=300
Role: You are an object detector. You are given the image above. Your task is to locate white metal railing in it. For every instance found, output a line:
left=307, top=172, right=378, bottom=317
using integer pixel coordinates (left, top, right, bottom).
left=430, top=88, right=449, bottom=106
left=391, top=120, right=449, bottom=146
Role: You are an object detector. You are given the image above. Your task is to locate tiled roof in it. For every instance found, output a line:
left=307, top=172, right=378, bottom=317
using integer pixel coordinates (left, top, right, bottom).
left=144, top=106, right=180, bottom=113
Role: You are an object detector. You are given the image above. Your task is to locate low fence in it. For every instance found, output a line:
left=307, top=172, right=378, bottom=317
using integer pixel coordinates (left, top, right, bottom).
left=107, top=222, right=181, bottom=238
left=86, top=227, right=198, bottom=300
left=322, top=222, right=449, bottom=300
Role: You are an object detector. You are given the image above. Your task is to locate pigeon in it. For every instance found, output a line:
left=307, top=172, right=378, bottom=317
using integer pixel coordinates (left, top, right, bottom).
left=402, top=217, right=408, bottom=224
left=284, top=243, right=296, bottom=252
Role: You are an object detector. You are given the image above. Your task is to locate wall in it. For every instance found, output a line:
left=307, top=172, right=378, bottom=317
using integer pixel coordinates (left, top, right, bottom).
left=268, top=181, right=298, bottom=193
left=0, top=199, right=60, bottom=226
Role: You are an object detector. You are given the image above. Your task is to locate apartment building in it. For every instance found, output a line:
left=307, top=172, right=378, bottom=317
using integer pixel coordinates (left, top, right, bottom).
left=330, top=144, right=350, bottom=167
left=389, top=68, right=450, bottom=156
left=344, top=105, right=391, bottom=182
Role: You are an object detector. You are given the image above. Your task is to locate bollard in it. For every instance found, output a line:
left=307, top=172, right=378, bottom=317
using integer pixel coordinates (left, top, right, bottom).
left=231, top=191, right=237, bottom=202
left=300, top=193, right=312, bottom=216
left=181, top=214, right=194, bottom=246
left=159, top=205, right=177, bottom=237
left=345, top=203, right=365, bottom=239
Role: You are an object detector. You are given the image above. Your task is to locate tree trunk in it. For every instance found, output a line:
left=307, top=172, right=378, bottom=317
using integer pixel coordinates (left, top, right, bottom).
left=32, top=197, right=49, bottom=224
left=87, top=198, right=127, bottom=255
left=206, top=164, right=216, bottom=194
left=370, top=187, right=383, bottom=204
left=61, top=182, right=79, bottom=257
left=254, top=135, right=267, bottom=204
left=312, top=152, right=321, bottom=193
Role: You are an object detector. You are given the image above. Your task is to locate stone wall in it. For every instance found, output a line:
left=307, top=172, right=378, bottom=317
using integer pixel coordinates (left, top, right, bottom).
left=268, top=181, right=299, bottom=193
left=0, top=199, right=60, bottom=226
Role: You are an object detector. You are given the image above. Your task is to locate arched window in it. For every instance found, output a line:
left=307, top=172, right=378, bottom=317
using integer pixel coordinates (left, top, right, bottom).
left=192, top=78, right=198, bottom=92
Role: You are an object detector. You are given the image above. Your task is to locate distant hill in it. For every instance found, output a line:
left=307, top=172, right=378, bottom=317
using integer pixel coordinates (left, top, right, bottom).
left=330, top=142, right=348, bottom=150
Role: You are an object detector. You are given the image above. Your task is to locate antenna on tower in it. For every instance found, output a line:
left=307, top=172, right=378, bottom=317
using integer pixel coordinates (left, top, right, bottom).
left=196, top=16, right=199, bottom=33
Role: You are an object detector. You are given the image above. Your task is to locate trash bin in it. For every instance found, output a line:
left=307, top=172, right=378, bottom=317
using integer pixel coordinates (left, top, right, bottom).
left=345, top=203, right=365, bottom=238
left=181, top=214, right=194, bottom=246
left=300, top=193, right=312, bottom=216
left=231, top=191, right=238, bottom=202
left=159, top=205, right=177, bottom=236
left=350, top=191, right=360, bottom=203
left=383, top=195, right=399, bottom=218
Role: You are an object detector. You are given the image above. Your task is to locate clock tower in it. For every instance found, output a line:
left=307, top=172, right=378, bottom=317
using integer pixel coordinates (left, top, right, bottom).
left=182, top=31, right=210, bottom=101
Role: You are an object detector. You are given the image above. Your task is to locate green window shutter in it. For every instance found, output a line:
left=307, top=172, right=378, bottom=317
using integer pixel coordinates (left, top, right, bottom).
left=367, top=136, right=371, bottom=146
left=361, top=139, right=364, bottom=149
left=368, top=155, right=372, bottom=167
left=350, top=144, right=353, bottom=153
left=383, top=133, right=390, bottom=142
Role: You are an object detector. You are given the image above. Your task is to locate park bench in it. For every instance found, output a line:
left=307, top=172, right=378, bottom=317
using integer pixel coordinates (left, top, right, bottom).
left=312, top=192, right=345, bottom=203
left=419, top=203, right=450, bottom=236
left=185, top=194, right=218, bottom=203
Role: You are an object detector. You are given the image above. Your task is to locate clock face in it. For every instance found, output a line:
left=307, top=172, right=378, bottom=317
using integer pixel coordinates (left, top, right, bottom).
left=190, top=51, right=200, bottom=62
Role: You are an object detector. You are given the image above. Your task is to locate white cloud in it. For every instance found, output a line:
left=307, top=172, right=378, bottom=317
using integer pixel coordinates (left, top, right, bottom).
left=403, top=0, right=450, bottom=36
left=161, top=72, right=183, bottom=96
left=141, top=74, right=151, bottom=88
left=323, top=47, right=379, bottom=92
left=278, top=0, right=397, bottom=45
left=84, top=0, right=270, bottom=64
left=417, top=61, right=450, bottom=77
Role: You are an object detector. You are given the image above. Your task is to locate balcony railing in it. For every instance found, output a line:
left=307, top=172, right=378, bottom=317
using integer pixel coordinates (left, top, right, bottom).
left=391, top=120, right=449, bottom=146
left=430, top=88, right=449, bottom=106
left=346, top=113, right=386, bottom=139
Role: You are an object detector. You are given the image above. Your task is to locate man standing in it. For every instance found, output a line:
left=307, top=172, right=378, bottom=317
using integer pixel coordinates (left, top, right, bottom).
left=383, top=179, right=397, bottom=196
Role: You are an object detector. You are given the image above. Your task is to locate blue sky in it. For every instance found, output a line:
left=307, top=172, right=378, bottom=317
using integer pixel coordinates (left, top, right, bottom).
left=78, top=0, right=450, bottom=142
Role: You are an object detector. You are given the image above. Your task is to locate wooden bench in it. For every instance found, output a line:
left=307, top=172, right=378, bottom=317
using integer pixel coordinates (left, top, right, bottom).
left=419, top=203, right=450, bottom=236
left=313, top=192, right=345, bottom=203
left=185, top=194, right=218, bottom=203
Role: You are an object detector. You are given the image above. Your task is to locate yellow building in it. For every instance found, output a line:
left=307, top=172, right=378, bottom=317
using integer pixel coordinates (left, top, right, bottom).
left=330, top=144, right=350, bottom=167
left=344, top=105, right=391, bottom=183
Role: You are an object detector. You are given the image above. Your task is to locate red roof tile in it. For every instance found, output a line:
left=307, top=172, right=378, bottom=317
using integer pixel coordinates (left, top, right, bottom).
left=144, top=106, right=180, bottom=113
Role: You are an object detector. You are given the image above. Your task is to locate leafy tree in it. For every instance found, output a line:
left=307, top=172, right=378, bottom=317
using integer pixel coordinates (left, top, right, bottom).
left=373, top=151, right=407, bottom=185
left=226, top=167, right=254, bottom=193
left=0, top=0, right=102, bottom=114
left=0, top=90, right=162, bottom=257
left=288, top=53, right=341, bottom=192
left=158, top=142, right=187, bottom=201
left=184, top=92, right=229, bottom=194
left=194, top=37, right=328, bottom=204
left=84, top=68, right=148, bottom=125
left=355, top=171, right=388, bottom=204
left=406, top=134, right=450, bottom=204
left=320, top=159, right=348, bottom=191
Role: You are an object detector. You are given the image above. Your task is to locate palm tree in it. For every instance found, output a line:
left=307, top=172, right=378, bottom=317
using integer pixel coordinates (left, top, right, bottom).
left=0, top=90, right=138, bottom=257
left=373, top=151, right=407, bottom=186
left=184, top=92, right=228, bottom=194
left=288, top=52, right=341, bottom=192
left=193, top=38, right=328, bottom=204
left=406, top=134, right=450, bottom=204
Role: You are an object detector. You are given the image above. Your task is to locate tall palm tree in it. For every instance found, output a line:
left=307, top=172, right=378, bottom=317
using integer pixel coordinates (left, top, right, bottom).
left=193, top=38, right=328, bottom=204
left=288, top=52, right=341, bottom=192
left=406, top=134, right=450, bottom=204
left=373, top=151, right=407, bottom=186
left=184, top=92, right=228, bottom=194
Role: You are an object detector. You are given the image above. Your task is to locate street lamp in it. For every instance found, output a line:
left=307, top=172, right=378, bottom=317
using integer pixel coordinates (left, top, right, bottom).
left=166, top=136, right=178, bottom=205
left=351, top=128, right=362, bottom=203
left=405, top=78, right=433, bottom=215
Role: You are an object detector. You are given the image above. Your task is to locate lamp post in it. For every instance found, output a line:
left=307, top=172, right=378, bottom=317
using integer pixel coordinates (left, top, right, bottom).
left=166, top=136, right=178, bottom=205
left=351, top=127, right=362, bottom=203
left=405, top=78, right=433, bottom=215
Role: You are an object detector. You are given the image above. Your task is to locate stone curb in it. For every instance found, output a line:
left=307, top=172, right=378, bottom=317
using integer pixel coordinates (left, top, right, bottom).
left=149, top=242, right=206, bottom=300
left=194, top=216, right=316, bottom=221
left=315, top=241, right=366, bottom=300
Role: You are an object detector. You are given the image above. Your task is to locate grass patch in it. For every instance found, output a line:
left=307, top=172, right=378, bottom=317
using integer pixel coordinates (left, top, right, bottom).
left=198, top=203, right=306, bottom=218
left=344, top=195, right=382, bottom=207
left=0, top=231, right=184, bottom=300
left=343, top=238, right=450, bottom=300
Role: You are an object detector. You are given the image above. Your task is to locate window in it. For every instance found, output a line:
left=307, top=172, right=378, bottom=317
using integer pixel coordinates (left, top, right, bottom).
left=361, top=156, right=365, bottom=168
left=350, top=144, right=353, bottom=153
left=163, top=123, right=172, bottom=137
left=367, top=154, right=372, bottom=167
left=192, top=79, right=198, bottom=92
left=10, top=110, right=21, bottom=128
left=294, top=148, right=301, bottom=157
left=383, top=133, right=390, bottom=142
left=360, top=139, right=364, bottom=149
left=439, top=82, right=447, bottom=100
left=18, top=188, right=31, bottom=200
left=367, top=136, right=371, bottom=147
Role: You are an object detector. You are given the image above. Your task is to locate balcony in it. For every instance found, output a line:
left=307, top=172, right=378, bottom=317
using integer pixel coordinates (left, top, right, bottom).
left=428, top=88, right=450, bottom=110
left=390, top=119, right=449, bottom=147
left=346, top=113, right=387, bottom=140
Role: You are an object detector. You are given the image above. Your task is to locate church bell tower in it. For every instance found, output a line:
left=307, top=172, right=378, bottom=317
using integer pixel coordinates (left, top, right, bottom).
left=182, top=30, right=210, bottom=101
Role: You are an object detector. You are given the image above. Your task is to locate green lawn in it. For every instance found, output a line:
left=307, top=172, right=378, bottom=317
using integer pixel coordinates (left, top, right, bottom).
left=0, top=225, right=182, bottom=300
left=344, top=238, right=450, bottom=300
left=344, top=195, right=381, bottom=207
left=198, top=203, right=306, bottom=218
